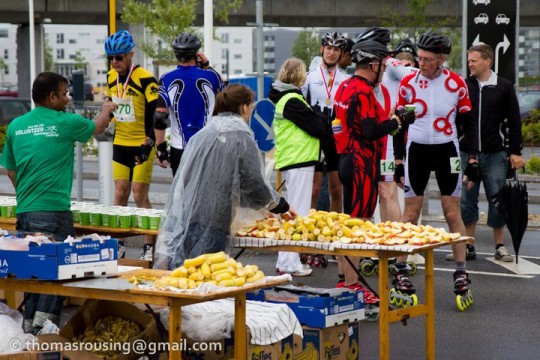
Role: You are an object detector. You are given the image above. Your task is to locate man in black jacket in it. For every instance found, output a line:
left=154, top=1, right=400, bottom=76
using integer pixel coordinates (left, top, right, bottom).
left=448, top=43, right=525, bottom=262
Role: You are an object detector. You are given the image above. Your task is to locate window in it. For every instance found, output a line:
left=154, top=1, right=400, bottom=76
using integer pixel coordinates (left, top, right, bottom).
left=0, top=29, right=8, bottom=38
left=57, top=49, right=64, bottom=59
left=4, top=67, right=8, bottom=75
left=56, top=33, right=64, bottom=44
left=3, top=49, right=8, bottom=60
left=234, top=54, right=242, bottom=59
left=221, top=33, right=229, bottom=44
left=69, top=39, right=77, bottom=44
left=233, top=38, right=242, bottom=44
left=221, top=48, right=228, bottom=59
left=69, top=54, right=77, bottom=60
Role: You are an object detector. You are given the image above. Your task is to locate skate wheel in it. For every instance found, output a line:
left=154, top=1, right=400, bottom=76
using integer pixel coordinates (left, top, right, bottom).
left=360, top=261, right=376, bottom=276
left=389, top=288, right=397, bottom=305
left=410, top=294, right=418, bottom=307
left=407, top=262, right=418, bottom=276
left=320, top=256, right=329, bottom=268
left=456, top=295, right=466, bottom=311
left=300, top=254, right=308, bottom=264
left=395, top=293, right=403, bottom=307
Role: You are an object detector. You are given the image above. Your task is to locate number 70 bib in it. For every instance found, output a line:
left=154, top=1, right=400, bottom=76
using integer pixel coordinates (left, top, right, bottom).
left=112, top=95, right=136, bottom=122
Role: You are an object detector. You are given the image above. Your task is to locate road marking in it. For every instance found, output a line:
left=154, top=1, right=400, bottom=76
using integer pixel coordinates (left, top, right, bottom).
left=485, top=257, right=540, bottom=274
left=417, top=266, right=534, bottom=279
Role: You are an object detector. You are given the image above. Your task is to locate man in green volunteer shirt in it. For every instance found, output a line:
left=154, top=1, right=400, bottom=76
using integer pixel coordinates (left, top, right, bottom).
left=0, top=72, right=114, bottom=333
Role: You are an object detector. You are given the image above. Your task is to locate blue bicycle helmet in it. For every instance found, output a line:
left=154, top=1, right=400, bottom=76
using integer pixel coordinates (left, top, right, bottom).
left=105, top=30, right=135, bottom=55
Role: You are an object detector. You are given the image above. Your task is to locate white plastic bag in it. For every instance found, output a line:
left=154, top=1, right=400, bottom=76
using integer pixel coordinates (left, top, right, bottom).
left=0, top=303, right=37, bottom=354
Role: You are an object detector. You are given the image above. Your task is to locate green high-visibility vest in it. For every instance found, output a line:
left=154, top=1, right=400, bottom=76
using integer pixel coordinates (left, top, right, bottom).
left=273, top=92, right=320, bottom=170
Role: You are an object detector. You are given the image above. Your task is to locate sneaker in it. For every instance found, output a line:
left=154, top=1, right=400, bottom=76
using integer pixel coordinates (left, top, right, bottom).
left=495, top=246, right=513, bottom=262
left=446, top=245, right=476, bottom=261
left=140, top=244, right=153, bottom=262
left=276, top=264, right=312, bottom=277
left=118, top=240, right=126, bottom=259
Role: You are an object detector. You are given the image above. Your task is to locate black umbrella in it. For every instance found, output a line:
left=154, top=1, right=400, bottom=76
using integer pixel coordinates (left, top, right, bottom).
left=490, top=172, right=528, bottom=264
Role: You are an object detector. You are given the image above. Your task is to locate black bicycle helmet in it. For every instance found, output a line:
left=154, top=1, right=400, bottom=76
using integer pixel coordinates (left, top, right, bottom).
left=105, top=30, right=135, bottom=55
left=394, top=38, right=418, bottom=57
left=343, top=38, right=355, bottom=54
left=356, top=27, right=391, bottom=46
left=172, top=33, right=202, bottom=56
left=321, top=32, right=348, bottom=49
left=350, top=39, right=391, bottom=64
left=417, top=32, right=452, bottom=54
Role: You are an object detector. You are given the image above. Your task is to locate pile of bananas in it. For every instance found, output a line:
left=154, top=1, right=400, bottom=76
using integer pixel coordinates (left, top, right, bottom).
left=236, top=209, right=460, bottom=246
left=153, top=251, right=265, bottom=290
left=73, top=316, right=141, bottom=359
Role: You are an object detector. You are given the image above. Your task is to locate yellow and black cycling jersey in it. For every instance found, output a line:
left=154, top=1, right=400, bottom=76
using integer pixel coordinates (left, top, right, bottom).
left=106, top=65, right=158, bottom=146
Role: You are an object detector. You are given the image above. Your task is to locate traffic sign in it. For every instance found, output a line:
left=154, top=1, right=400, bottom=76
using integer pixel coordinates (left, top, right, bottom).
left=467, top=0, right=517, bottom=84
left=250, top=99, right=275, bottom=152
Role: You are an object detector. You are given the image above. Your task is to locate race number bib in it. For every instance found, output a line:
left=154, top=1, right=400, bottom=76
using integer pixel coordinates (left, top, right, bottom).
left=380, top=159, right=395, bottom=176
left=449, top=157, right=461, bottom=174
left=112, top=95, right=136, bottom=122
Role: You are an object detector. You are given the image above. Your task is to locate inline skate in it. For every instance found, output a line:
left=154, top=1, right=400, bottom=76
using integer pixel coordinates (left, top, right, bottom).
left=300, top=253, right=328, bottom=268
left=360, top=258, right=417, bottom=276
left=389, top=271, right=418, bottom=307
left=454, top=270, right=473, bottom=311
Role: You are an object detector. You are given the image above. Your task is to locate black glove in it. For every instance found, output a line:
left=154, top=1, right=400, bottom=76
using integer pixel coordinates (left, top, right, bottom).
left=156, top=142, right=169, bottom=163
left=135, top=139, right=155, bottom=165
left=463, top=161, right=479, bottom=184
left=396, top=109, right=416, bottom=125
left=394, top=163, right=405, bottom=184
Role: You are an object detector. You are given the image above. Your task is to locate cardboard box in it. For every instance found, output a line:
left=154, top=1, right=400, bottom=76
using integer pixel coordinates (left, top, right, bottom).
left=0, top=350, right=62, bottom=360
left=294, top=322, right=360, bottom=360
left=247, top=286, right=365, bottom=328
left=36, top=334, right=99, bottom=360
left=59, top=299, right=161, bottom=360
left=0, top=238, right=118, bottom=280
left=182, top=330, right=294, bottom=360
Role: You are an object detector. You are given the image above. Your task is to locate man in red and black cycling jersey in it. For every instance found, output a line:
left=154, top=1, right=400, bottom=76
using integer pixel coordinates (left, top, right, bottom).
left=333, top=39, right=414, bottom=305
left=393, top=32, right=479, bottom=299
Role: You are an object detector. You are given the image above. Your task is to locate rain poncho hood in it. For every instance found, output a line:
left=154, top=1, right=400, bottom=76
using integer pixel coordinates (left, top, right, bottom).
left=154, top=112, right=282, bottom=269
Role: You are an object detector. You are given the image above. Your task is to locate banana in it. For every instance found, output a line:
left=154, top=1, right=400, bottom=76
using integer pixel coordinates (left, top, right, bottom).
left=206, top=251, right=228, bottom=264
left=345, top=218, right=364, bottom=227
left=182, top=254, right=207, bottom=268
left=200, top=262, right=211, bottom=279
left=246, top=270, right=264, bottom=283
left=170, top=266, right=188, bottom=278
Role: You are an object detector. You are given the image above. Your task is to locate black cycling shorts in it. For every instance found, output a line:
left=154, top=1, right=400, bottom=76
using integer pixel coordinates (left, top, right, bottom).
left=404, top=141, right=462, bottom=198
left=170, top=147, right=185, bottom=177
left=316, top=132, right=340, bottom=172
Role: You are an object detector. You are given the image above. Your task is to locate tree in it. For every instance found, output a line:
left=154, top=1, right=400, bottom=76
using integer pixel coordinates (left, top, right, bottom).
left=380, top=0, right=462, bottom=71
left=44, top=34, right=55, bottom=72
left=292, top=28, right=321, bottom=69
left=121, top=0, right=243, bottom=66
left=74, top=51, right=87, bottom=71
left=0, top=58, right=6, bottom=84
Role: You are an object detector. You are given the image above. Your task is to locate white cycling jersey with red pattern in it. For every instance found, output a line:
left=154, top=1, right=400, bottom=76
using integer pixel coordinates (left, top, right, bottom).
left=397, top=68, right=472, bottom=145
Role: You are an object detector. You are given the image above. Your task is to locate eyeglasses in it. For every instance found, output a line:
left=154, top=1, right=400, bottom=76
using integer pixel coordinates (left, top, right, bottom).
left=107, top=55, right=126, bottom=62
left=418, top=56, right=437, bottom=63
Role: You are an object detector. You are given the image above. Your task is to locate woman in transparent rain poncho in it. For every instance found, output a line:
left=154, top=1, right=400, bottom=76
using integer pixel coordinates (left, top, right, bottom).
left=154, top=84, right=295, bottom=270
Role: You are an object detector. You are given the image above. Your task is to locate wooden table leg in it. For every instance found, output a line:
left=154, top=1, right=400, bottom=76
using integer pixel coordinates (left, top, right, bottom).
left=234, top=293, right=247, bottom=360
left=169, top=305, right=182, bottom=360
left=4, top=289, right=17, bottom=308
left=425, top=250, right=435, bottom=360
left=378, top=253, right=390, bottom=360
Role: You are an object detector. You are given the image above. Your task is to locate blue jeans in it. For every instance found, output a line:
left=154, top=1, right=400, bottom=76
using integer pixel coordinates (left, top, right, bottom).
left=460, top=151, right=507, bottom=228
left=16, top=211, right=74, bottom=324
